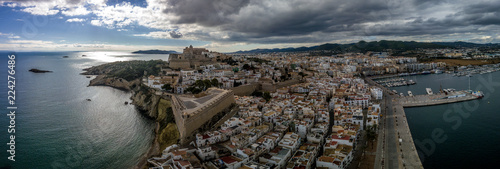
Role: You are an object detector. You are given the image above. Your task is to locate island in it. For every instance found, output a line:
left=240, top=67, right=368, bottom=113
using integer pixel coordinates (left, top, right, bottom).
left=29, top=68, right=52, bottom=73
left=132, top=49, right=178, bottom=54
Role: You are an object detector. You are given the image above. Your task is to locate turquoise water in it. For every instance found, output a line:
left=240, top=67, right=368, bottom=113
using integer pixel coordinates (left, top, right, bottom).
left=0, top=52, right=168, bottom=168
left=391, top=72, right=500, bottom=169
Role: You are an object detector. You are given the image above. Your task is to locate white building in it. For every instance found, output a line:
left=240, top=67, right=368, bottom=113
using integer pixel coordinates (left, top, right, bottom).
left=370, top=87, right=383, bottom=100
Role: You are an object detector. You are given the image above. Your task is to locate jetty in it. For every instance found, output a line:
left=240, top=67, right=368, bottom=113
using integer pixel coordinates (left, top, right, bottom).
left=400, top=90, right=479, bottom=107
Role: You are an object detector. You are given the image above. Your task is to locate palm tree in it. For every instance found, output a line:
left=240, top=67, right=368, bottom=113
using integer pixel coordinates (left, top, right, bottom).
left=366, top=125, right=377, bottom=148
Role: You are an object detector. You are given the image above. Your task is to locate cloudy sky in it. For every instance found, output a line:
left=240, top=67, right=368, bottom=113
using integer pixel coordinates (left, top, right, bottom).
left=1, top=0, right=500, bottom=52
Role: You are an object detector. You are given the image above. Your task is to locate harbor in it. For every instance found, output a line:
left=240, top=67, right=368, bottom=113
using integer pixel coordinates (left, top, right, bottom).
left=367, top=75, right=486, bottom=169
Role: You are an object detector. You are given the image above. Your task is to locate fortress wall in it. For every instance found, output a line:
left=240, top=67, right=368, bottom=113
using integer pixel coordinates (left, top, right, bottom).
left=259, top=79, right=300, bottom=93
left=275, top=79, right=300, bottom=89
left=169, top=60, right=190, bottom=69
left=170, top=95, right=187, bottom=142
left=260, top=83, right=276, bottom=92
left=171, top=91, right=236, bottom=144
left=231, top=83, right=259, bottom=96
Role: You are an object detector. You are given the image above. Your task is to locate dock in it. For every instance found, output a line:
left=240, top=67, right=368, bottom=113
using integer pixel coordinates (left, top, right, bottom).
left=400, top=90, right=479, bottom=107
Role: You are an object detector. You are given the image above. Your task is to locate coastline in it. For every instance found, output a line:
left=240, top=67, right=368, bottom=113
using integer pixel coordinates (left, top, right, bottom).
left=85, top=75, right=162, bottom=169
left=135, top=122, right=160, bottom=169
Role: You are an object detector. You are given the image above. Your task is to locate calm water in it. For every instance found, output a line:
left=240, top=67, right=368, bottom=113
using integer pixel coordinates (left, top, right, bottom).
left=0, top=52, right=168, bottom=168
left=391, top=72, right=500, bottom=169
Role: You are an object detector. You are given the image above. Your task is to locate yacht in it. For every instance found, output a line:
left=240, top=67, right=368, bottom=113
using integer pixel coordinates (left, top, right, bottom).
left=426, top=88, right=433, bottom=95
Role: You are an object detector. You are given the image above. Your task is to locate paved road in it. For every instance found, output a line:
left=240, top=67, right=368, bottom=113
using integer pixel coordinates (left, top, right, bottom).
left=392, top=100, right=424, bottom=169
left=383, top=94, right=401, bottom=169
left=366, top=77, right=423, bottom=169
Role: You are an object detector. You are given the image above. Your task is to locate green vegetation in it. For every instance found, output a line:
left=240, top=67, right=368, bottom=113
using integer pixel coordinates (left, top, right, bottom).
left=247, top=57, right=270, bottom=63
left=157, top=99, right=175, bottom=124
left=234, top=40, right=488, bottom=54
left=253, top=91, right=272, bottom=102
left=242, top=64, right=255, bottom=70
left=185, top=79, right=221, bottom=94
left=366, top=124, right=377, bottom=147
left=83, top=60, right=168, bottom=81
left=221, top=57, right=238, bottom=65
left=162, top=84, right=172, bottom=92
left=263, top=92, right=272, bottom=102
left=158, top=123, right=180, bottom=151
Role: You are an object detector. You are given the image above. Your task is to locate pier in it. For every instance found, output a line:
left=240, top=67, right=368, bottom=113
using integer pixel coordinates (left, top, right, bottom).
left=400, top=90, right=479, bottom=107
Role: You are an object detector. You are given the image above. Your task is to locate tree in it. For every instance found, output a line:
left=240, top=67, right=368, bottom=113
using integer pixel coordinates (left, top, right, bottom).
left=243, top=64, right=251, bottom=70
left=366, top=125, right=377, bottom=148
left=203, top=79, right=212, bottom=90
left=211, top=78, right=220, bottom=88
left=161, top=84, right=172, bottom=92
left=298, top=72, right=306, bottom=78
left=194, top=80, right=204, bottom=89
left=263, top=92, right=272, bottom=102
left=192, top=88, right=202, bottom=94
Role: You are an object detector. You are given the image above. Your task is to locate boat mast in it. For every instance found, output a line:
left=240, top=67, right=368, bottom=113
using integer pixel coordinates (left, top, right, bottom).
left=468, top=76, right=471, bottom=91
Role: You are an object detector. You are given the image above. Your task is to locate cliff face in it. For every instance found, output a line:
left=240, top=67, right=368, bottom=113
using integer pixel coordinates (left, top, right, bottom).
left=130, top=89, right=162, bottom=119
left=89, top=75, right=132, bottom=91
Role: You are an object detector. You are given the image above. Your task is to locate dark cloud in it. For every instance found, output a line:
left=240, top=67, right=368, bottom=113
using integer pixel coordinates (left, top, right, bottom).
left=169, top=31, right=183, bottom=38
left=164, top=0, right=250, bottom=26
left=65, top=0, right=82, bottom=5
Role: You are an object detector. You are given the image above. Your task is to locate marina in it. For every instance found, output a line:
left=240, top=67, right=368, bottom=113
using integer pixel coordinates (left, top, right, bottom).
left=375, top=78, right=417, bottom=87
left=451, top=63, right=500, bottom=77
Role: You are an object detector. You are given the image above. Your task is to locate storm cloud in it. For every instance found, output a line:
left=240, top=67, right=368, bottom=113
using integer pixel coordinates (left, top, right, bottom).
left=158, top=0, right=500, bottom=43
left=3, top=0, right=500, bottom=44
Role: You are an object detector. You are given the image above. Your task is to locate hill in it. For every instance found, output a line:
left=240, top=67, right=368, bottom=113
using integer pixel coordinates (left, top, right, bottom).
left=132, top=50, right=178, bottom=54
left=232, top=40, right=500, bottom=54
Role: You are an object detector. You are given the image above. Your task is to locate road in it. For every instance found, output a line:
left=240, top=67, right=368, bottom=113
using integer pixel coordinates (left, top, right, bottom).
left=365, top=77, right=423, bottom=169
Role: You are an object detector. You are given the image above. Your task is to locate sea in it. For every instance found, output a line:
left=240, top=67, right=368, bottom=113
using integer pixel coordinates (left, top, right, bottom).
left=390, top=72, right=500, bottom=169
left=0, top=51, right=169, bottom=169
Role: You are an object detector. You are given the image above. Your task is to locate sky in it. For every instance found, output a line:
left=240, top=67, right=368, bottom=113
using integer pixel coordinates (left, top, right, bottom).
left=0, top=0, right=500, bottom=52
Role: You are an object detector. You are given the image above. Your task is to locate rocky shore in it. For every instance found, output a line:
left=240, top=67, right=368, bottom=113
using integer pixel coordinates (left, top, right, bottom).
left=82, top=61, right=178, bottom=169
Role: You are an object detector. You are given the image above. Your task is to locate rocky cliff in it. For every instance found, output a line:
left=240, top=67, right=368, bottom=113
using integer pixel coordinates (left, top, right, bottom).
left=89, top=75, right=134, bottom=91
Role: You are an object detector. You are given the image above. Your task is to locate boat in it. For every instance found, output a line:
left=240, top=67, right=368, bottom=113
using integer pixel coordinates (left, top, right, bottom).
left=86, top=75, right=92, bottom=78
left=421, top=71, right=431, bottom=75
left=434, top=70, right=443, bottom=74
left=124, top=101, right=129, bottom=105
left=82, top=55, right=87, bottom=57
left=408, top=91, right=413, bottom=97
left=426, top=88, right=433, bottom=95
left=400, top=93, right=404, bottom=97
left=86, top=99, right=91, bottom=101
left=62, top=56, right=69, bottom=58
left=408, top=80, right=416, bottom=85
left=471, top=91, right=484, bottom=98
